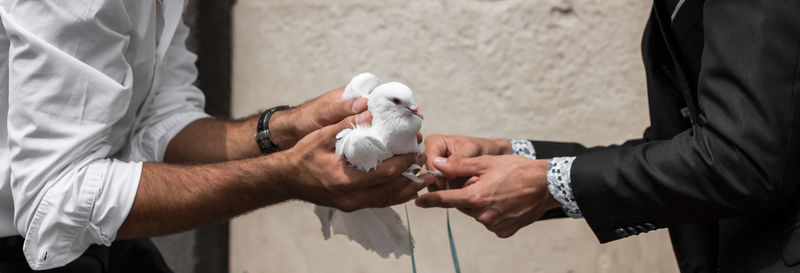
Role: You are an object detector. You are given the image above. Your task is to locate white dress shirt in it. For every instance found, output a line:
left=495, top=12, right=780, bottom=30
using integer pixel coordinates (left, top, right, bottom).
left=0, top=0, right=209, bottom=270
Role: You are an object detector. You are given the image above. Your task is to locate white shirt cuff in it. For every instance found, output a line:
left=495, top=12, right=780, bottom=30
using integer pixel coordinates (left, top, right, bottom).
left=22, top=159, right=141, bottom=270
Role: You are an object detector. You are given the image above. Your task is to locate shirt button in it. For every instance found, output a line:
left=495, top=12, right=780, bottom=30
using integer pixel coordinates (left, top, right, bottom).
left=615, top=228, right=629, bottom=238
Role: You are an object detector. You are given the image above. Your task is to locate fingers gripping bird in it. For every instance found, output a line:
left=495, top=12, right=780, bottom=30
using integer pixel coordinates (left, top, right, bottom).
left=314, top=73, right=425, bottom=258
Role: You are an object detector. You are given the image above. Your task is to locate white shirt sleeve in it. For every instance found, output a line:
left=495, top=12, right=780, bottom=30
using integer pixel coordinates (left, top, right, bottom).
left=0, top=1, right=195, bottom=270
left=125, top=19, right=210, bottom=162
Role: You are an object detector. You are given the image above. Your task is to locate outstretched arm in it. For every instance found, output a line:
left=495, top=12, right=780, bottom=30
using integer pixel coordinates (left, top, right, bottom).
left=418, top=0, right=800, bottom=243
left=118, top=114, right=429, bottom=239
left=163, top=88, right=369, bottom=164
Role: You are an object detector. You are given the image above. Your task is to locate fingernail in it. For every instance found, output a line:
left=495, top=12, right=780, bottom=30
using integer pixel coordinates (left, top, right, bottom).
left=433, top=157, right=447, bottom=164
left=352, top=98, right=367, bottom=112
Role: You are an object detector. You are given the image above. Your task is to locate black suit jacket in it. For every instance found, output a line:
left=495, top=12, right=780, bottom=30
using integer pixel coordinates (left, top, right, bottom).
left=533, top=0, right=800, bottom=272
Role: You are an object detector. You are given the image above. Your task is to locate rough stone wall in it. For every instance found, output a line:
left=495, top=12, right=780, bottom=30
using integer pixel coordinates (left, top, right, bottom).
left=231, top=0, right=679, bottom=272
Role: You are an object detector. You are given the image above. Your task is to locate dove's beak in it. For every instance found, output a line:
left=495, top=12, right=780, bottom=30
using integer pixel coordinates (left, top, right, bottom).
left=408, top=104, right=423, bottom=119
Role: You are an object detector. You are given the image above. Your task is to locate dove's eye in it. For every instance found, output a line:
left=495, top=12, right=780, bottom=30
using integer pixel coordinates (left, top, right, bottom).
left=390, top=98, right=402, bottom=105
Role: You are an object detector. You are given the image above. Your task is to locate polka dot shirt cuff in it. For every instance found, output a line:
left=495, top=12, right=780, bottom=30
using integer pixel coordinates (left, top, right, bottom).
left=510, top=139, right=536, bottom=159
left=547, top=156, right=584, bottom=218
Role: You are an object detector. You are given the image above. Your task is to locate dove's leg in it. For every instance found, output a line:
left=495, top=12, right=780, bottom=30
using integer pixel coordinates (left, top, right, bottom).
left=402, top=172, right=424, bottom=183
left=402, top=164, right=425, bottom=183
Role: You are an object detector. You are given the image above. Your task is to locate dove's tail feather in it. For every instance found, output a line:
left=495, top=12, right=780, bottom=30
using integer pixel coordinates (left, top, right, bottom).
left=343, top=73, right=380, bottom=99
left=315, top=205, right=412, bottom=258
left=335, top=126, right=393, bottom=172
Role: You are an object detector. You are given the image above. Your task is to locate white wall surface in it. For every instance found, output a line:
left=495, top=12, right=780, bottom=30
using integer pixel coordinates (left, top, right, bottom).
left=230, top=0, right=679, bottom=272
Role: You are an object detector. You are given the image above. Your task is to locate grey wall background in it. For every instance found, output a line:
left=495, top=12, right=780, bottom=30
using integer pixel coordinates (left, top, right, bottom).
left=230, top=0, right=680, bottom=272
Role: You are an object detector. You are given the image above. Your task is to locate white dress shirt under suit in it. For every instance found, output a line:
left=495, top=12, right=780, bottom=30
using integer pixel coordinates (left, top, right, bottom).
left=0, top=0, right=208, bottom=270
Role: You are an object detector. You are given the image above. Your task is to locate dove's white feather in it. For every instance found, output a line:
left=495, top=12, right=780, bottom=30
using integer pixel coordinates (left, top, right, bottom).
left=332, top=208, right=411, bottom=258
left=335, top=126, right=393, bottom=171
left=315, top=73, right=425, bottom=259
left=314, top=206, right=412, bottom=258
left=343, top=72, right=379, bottom=99
left=367, top=82, right=423, bottom=155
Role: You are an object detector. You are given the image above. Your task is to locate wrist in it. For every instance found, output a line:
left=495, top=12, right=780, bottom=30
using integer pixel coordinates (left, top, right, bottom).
left=261, top=150, right=296, bottom=201
left=266, top=107, right=298, bottom=149
left=534, top=159, right=562, bottom=210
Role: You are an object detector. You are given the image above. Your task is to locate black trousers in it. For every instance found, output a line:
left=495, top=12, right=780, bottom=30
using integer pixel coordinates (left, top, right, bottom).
left=0, top=236, right=173, bottom=273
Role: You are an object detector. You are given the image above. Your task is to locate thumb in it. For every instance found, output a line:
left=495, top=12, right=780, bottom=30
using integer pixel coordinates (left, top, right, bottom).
left=344, top=97, right=368, bottom=115
left=332, top=111, right=372, bottom=132
left=432, top=156, right=485, bottom=179
left=318, top=111, right=372, bottom=146
left=322, top=96, right=367, bottom=124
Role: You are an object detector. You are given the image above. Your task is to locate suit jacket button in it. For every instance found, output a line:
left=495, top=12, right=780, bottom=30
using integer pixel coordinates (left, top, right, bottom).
left=644, top=223, right=656, bottom=230
left=615, top=228, right=629, bottom=238
left=626, top=227, right=640, bottom=235
left=635, top=225, right=648, bottom=233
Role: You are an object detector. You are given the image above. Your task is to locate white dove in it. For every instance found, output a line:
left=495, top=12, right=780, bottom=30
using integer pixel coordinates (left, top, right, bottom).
left=314, top=72, right=425, bottom=258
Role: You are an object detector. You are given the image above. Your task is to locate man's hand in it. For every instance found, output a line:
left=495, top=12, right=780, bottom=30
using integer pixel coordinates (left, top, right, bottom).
left=415, top=155, right=560, bottom=238
left=424, top=134, right=512, bottom=188
left=269, top=87, right=368, bottom=149
left=282, top=112, right=433, bottom=211
left=121, top=110, right=428, bottom=239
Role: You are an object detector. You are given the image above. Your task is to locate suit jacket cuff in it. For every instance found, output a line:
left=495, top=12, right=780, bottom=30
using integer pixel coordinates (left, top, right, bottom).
left=571, top=151, right=659, bottom=243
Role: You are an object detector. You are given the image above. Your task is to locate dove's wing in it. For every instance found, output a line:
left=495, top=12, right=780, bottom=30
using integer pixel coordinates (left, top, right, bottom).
left=343, top=72, right=380, bottom=99
left=329, top=207, right=412, bottom=258
left=336, top=126, right=393, bottom=172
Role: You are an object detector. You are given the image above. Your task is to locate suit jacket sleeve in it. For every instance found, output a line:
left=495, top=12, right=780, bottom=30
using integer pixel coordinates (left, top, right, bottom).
left=568, top=0, right=800, bottom=243
left=530, top=136, right=650, bottom=220
left=530, top=136, right=649, bottom=159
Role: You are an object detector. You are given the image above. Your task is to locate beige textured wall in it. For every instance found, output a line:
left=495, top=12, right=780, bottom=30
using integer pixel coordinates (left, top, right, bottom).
left=230, top=0, right=679, bottom=272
